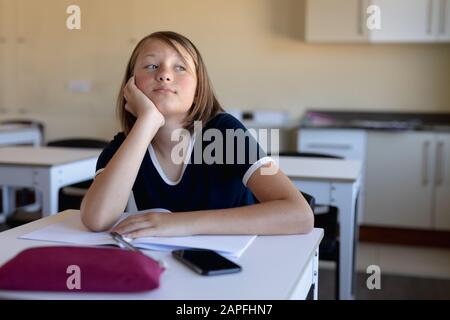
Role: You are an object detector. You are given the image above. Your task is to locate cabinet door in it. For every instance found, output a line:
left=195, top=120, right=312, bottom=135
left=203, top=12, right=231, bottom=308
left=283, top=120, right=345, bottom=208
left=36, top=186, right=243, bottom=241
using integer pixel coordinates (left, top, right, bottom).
left=364, top=132, right=435, bottom=229
left=305, top=0, right=368, bottom=42
left=369, top=0, right=437, bottom=42
left=434, top=133, right=450, bottom=230
left=298, top=129, right=367, bottom=160
left=13, top=0, right=61, bottom=114
left=0, top=0, right=15, bottom=113
left=436, top=0, right=450, bottom=41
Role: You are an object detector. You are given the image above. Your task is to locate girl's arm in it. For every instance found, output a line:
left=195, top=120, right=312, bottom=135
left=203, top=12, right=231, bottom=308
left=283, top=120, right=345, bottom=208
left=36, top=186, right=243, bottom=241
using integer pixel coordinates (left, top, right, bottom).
left=81, top=78, right=164, bottom=232
left=111, top=162, right=314, bottom=237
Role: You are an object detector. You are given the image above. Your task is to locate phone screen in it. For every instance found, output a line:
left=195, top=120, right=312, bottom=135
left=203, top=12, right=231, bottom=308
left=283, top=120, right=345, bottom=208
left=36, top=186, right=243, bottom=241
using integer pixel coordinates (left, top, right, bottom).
left=172, top=249, right=242, bottom=275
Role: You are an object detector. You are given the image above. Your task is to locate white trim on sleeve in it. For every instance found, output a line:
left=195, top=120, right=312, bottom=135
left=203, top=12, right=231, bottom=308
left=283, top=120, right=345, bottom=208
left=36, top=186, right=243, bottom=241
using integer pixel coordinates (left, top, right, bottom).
left=242, top=156, right=275, bottom=187
left=94, top=168, right=105, bottom=178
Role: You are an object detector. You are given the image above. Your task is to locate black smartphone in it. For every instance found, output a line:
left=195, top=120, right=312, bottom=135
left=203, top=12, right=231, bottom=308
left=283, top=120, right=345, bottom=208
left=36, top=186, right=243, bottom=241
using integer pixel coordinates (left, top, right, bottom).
left=172, top=249, right=242, bottom=276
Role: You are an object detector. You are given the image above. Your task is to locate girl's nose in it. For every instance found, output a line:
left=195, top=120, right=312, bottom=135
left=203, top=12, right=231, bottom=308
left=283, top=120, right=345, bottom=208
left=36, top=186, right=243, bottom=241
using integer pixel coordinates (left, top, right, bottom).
left=156, top=66, right=172, bottom=82
left=158, top=74, right=171, bottom=81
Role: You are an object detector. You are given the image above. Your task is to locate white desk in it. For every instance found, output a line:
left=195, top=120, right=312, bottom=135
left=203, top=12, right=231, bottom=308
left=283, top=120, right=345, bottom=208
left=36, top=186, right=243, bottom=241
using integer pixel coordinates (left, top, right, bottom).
left=278, top=156, right=361, bottom=300
left=0, top=124, right=42, bottom=146
left=0, top=147, right=101, bottom=217
left=0, top=210, right=324, bottom=300
left=0, top=124, right=43, bottom=217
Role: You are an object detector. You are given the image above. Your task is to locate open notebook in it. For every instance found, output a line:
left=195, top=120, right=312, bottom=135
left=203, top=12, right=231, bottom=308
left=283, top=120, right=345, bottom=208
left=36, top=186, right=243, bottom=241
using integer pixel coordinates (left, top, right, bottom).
left=19, top=210, right=257, bottom=258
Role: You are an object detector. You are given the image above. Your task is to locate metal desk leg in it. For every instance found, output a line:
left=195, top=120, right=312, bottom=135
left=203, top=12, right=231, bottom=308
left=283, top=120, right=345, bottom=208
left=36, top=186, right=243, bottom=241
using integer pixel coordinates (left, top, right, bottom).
left=1, top=186, right=15, bottom=217
left=34, top=169, right=59, bottom=216
left=331, top=181, right=358, bottom=300
left=313, top=248, right=319, bottom=300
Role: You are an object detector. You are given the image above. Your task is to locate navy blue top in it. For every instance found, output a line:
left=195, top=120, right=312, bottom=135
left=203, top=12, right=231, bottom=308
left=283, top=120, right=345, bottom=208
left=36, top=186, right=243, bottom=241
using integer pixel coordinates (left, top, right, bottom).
left=95, top=113, right=270, bottom=212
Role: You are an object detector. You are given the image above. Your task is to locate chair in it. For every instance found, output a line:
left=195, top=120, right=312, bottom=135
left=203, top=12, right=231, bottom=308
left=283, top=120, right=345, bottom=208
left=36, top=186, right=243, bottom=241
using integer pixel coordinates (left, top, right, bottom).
left=46, top=138, right=108, bottom=211
left=278, top=152, right=342, bottom=299
left=300, top=191, right=340, bottom=300
left=0, top=119, right=45, bottom=144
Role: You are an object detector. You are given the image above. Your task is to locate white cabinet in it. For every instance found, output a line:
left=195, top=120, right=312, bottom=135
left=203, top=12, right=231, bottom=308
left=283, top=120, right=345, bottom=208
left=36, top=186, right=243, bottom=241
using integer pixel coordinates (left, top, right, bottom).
left=364, top=131, right=450, bottom=230
left=364, top=132, right=435, bottom=229
left=369, top=0, right=436, bottom=42
left=299, top=128, right=450, bottom=230
left=305, top=0, right=368, bottom=42
left=304, top=0, right=450, bottom=43
left=298, top=129, right=367, bottom=160
left=436, top=0, right=450, bottom=41
left=434, top=133, right=450, bottom=230
left=297, top=128, right=368, bottom=224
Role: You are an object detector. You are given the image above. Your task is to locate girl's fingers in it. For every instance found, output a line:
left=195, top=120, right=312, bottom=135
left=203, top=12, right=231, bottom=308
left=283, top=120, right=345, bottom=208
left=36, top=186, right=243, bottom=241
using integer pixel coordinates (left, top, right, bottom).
left=123, top=76, right=136, bottom=98
left=124, top=103, right=135, bottom=116
left=112, top=215, right=155, bottom=234
left=126, top=75, right=135, bottom=87
left=113, top=221, right=153, bottom=235
left=126, top=76, right=136, bottom=91
left=125, top=227, right=157, bottom=239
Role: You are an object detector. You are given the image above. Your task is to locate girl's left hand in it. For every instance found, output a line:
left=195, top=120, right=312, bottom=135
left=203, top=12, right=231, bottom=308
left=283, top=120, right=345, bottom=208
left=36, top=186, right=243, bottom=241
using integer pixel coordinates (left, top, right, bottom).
left=110, top=212, right=190, bottom=238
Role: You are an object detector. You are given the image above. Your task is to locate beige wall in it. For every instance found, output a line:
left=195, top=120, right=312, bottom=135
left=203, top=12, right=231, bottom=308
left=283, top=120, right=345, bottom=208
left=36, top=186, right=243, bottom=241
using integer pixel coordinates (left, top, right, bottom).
left=1, top=0, right=450, bottom=142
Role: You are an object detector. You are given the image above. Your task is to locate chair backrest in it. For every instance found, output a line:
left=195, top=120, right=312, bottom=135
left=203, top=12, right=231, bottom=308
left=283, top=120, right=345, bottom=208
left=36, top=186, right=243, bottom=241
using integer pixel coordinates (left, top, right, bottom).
left=1, top=119, right=45, bottom=144
left=301, top=190, right=338, bottom=250
left=301, top=191, right=336, bottom=234
left=301, top=192, right=315, bottom=211
left=46, top=138, right=108, bottom=149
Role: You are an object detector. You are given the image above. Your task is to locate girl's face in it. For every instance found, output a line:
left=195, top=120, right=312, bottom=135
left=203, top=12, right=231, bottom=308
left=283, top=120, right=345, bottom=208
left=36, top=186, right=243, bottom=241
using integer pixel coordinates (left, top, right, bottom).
left=133, top=39, right=197, bottom=119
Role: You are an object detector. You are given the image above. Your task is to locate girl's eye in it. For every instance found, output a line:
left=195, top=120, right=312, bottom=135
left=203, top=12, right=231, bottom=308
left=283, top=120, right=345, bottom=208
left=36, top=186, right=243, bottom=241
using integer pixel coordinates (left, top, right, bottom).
left=145, top=64, right=158, bottom=70
left=175, top=65, right=186, bottom=72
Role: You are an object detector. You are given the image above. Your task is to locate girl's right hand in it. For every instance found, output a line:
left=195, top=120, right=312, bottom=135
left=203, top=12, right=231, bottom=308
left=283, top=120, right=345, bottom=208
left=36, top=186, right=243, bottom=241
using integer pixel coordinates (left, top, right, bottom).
left=123, top=76, right=165, bottom=128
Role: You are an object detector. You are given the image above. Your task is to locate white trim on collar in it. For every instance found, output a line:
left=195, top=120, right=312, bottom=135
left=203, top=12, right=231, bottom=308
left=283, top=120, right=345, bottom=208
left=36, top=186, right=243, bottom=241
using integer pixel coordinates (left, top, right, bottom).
left=148, top=135, right=195, bottom=186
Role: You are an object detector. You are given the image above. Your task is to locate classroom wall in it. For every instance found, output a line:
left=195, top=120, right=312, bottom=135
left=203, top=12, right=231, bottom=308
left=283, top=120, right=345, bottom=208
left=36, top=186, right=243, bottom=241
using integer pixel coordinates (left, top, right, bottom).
left=1, top=0, right=450, bottom=142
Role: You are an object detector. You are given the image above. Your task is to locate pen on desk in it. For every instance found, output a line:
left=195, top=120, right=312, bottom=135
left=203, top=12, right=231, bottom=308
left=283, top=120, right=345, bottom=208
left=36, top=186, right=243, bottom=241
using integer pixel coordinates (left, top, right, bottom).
left=109, top=231, right=168, bottom=269
left=110, top=231, right=140, bottom=252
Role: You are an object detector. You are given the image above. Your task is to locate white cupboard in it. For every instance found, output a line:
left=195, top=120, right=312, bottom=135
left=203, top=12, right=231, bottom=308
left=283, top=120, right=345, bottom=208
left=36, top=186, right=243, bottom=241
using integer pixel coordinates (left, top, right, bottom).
left=305, top=0, right=368, bottom=42
left=299, top=128, right=450, bottom=230
left=364, top=131, right=436, bottom=229
left=304, top=0, right=450, bottom=43
left=434, top=133, right=450, bottom=230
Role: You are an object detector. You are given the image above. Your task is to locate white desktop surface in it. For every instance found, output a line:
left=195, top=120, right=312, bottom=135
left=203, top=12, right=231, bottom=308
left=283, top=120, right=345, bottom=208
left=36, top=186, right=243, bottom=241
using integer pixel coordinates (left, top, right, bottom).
left=0, top=210, right=323, bottom=300
left=0, top=146, right=101, bottom=166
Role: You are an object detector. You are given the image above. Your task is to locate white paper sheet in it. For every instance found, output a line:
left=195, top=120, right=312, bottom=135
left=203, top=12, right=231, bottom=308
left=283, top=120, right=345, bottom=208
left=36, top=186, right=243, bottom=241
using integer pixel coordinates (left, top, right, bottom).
left=19, top=210, right=256, bottom=258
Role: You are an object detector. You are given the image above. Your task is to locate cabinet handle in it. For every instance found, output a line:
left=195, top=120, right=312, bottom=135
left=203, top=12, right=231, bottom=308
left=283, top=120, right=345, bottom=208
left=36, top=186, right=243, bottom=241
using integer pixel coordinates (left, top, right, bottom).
left=306, top=143, right=351, bottom=150
left=427, top=0, right=433, bottom=34
left=435, top=141, right=444, bottom=186
left=358, top=0, right=364, bottom=35
left=422, top=141, right=430, bottom=186
left=440, top=0, right=447, bottom=34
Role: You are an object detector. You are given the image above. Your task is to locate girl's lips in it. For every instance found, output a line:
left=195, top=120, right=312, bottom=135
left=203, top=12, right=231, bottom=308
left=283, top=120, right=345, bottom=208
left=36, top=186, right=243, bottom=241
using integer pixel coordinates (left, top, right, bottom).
left=153, top=88, right=176, bottom=94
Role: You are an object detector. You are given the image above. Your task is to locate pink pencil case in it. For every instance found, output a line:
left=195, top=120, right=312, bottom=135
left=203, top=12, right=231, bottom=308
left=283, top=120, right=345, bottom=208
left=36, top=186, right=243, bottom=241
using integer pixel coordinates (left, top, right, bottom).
left=0, top=246, right=164, bottom=292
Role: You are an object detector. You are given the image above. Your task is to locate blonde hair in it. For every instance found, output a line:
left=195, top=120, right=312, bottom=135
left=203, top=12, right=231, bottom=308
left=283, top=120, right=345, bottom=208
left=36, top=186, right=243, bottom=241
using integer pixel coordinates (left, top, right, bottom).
left=117, top=31, right=224, bottom=134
